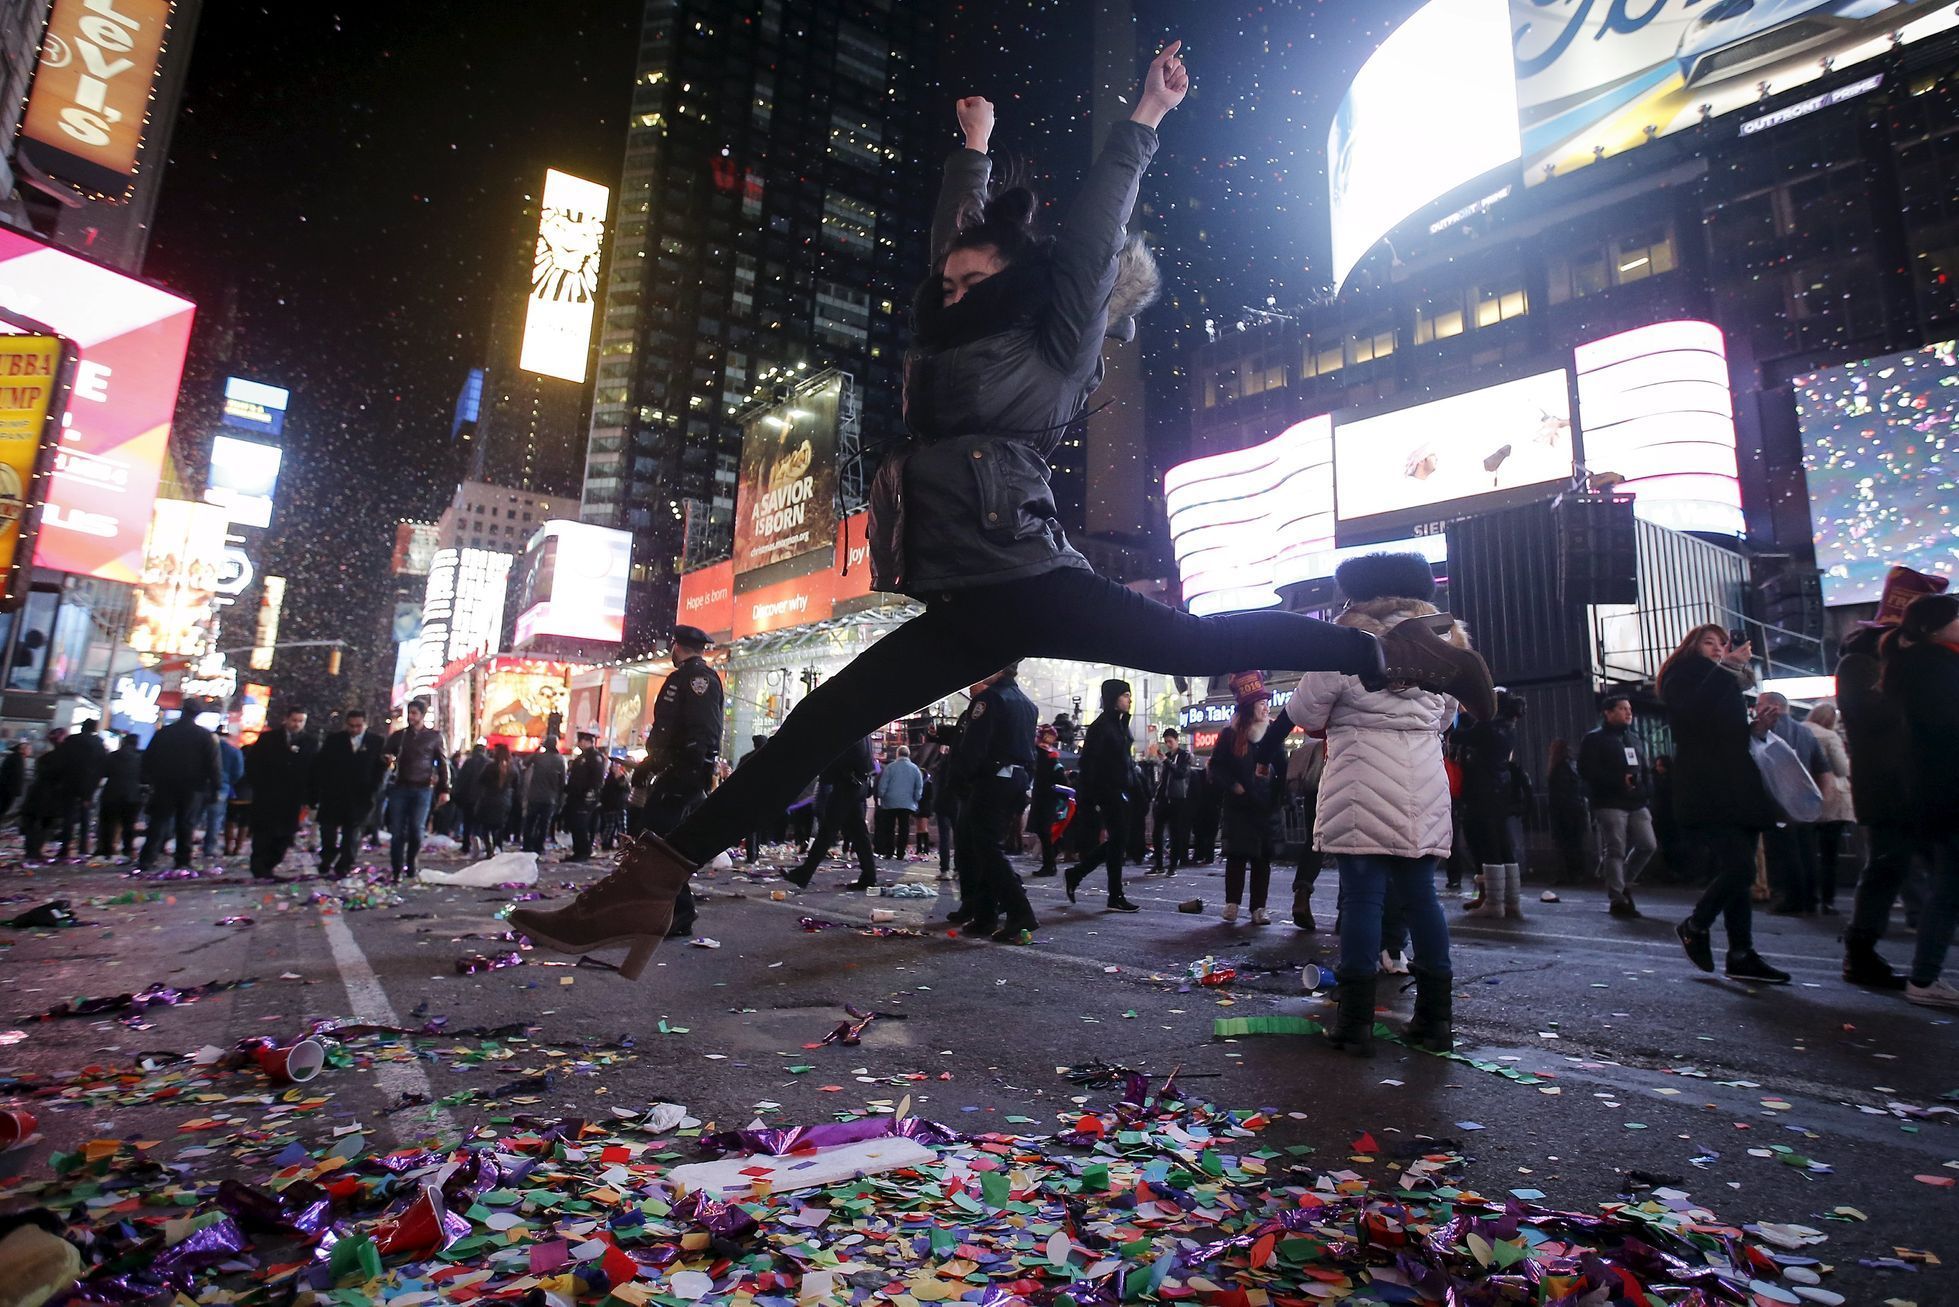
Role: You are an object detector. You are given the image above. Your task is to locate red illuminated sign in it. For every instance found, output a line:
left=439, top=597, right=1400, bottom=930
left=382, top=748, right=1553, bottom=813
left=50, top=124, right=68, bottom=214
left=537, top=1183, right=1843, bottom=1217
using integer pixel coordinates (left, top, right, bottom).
left=676, top=558, right=734, bottom=643
left=0, top=227, right=193, bottom=582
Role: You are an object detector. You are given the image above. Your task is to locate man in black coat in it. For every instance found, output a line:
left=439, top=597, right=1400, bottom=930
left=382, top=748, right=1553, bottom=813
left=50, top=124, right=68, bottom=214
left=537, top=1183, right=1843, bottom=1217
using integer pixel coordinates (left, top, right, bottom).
left=20, top=727, right=66, bottom=863
left=1065, top=679, right=1141, bottom=911
left=562, top=730, right=608, bottom=862
left=140, top=709, right=221, bottom=871
left=1150, top=727, right=1193, bottom=874
left=785, top=735, right=878, bottom=890
left=640, top=626, right=725, bottom=933
left=95, top=731, right=146, bottom=859
left=246, top=708, right=317, bottom=881
left=313, top=710, right=388, bottom=875
left=52, top=718, right=108, bottom=859
left=946, top=663, right=1040, bottom=941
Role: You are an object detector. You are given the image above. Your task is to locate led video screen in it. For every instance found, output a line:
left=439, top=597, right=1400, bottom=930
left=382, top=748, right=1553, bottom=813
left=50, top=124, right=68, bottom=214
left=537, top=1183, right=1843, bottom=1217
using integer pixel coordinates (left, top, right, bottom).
left=1333, top=369, right=1574, bottom=539
left=1793, top=341, right=1959, bottom=606
left=1328, top=0, right=1519, bottom=291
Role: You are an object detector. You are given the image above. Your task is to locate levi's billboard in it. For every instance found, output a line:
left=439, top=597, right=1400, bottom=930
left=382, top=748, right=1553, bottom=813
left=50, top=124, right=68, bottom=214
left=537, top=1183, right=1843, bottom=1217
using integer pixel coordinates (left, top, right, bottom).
left=19, top=0, right=175, bottom=198
left=0, top=227, right=193, bottom=582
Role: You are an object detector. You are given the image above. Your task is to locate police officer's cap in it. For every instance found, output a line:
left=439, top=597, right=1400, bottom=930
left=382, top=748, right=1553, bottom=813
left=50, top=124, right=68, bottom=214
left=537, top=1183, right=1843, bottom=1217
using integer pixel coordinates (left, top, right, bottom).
left=670, top=625, right=715, bottom=650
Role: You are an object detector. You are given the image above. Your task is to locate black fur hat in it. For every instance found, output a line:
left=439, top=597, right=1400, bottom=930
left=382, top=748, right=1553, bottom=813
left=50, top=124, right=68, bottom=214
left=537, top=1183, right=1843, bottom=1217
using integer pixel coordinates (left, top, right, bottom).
left=1334, top=552, right=1436, bottom=604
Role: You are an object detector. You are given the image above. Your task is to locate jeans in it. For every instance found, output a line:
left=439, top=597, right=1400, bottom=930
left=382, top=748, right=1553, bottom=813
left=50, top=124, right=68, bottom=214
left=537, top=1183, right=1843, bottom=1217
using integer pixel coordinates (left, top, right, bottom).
left=1336, top=854, right=1450, bottom=978
left=1684, top=825, right=1757, bottom=952
left=1594, top=806, right=1656, bottom=901
left=523, top=801, right=558, bottom=854
left=141, top=787, right=201, bottom=870
left=387, top=784, right=436, bottom=873
left=1909, top=832, right=1959, bottom=987
left=1849, top=825, right=1926, bottom=938
left=202, top=797, right=226, bottom=859
left=661, top=567, right=1369, bottom=866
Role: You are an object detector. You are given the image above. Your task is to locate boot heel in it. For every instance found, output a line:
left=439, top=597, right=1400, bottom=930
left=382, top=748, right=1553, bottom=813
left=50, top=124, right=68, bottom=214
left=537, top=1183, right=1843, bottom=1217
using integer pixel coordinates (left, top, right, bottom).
left=618, top=936, right=660, bottom=980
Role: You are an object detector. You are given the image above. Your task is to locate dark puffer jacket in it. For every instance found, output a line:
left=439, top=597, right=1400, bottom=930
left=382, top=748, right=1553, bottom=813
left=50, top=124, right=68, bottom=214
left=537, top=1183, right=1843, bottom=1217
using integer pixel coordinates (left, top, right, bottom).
left=1835, top=629, right=1915, bottom=830
left=870, top=122, right=1161, bottom=596
left=1660, top=652, right=1779, bottom=832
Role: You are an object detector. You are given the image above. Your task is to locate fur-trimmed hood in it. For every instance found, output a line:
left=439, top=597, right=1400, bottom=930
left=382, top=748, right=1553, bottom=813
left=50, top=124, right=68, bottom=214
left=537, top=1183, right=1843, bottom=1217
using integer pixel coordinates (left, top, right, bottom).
left=1334, top=595, right=1472, bottom=651
left=1105, top=236, right=1161, bottom=342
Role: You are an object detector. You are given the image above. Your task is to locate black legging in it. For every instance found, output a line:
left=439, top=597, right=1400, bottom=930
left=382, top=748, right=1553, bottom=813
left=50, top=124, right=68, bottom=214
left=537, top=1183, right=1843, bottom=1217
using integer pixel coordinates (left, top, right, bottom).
left=665, top=568, right=1371, bottom=865
left=1684, top=824, right=1758, bottom=951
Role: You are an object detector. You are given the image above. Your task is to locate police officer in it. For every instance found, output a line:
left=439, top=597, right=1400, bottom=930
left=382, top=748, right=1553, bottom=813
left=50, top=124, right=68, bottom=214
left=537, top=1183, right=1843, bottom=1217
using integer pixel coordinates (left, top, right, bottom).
left=947, top=662, right=1040, bottom=944
left=640, top=625, right=724, bottom=936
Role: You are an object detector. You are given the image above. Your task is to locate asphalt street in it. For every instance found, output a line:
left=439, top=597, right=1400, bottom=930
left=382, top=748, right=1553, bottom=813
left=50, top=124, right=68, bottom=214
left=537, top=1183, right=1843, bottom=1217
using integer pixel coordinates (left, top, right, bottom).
left=2, top=838, right=1954, bottom=1303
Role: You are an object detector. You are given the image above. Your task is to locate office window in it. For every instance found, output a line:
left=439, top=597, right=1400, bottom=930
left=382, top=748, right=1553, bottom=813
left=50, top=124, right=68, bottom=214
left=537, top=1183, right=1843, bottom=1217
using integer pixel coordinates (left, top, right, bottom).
left=1612, top=229, right=1677, bottom=284
left=1347, top=325, right=1395, bottom=365
left=1473, top=280, right=1528, bottom=328
left=821, top=191, right=877, bottom=255
left=1413, top=288, right=1466, bottom=344
left=815, top=279, right=871, bottom=348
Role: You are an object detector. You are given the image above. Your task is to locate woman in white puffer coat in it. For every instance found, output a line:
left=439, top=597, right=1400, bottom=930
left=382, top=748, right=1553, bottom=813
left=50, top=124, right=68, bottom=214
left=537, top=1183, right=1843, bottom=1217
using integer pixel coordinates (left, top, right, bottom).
left=1281, top=553, right=1471, bottom=1058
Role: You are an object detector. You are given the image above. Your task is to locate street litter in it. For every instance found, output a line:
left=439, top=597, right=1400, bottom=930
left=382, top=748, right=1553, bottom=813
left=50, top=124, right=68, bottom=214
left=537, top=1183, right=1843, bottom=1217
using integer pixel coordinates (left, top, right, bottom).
left=419, top=851, right=537, bottom=887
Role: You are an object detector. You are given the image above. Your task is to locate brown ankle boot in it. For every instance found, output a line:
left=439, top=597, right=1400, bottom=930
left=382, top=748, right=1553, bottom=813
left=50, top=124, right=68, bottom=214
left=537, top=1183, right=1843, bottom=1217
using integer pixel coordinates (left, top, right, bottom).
left=507, top=833, right=695, bottom=979
left=1380, top=619, right=1496, bottom=722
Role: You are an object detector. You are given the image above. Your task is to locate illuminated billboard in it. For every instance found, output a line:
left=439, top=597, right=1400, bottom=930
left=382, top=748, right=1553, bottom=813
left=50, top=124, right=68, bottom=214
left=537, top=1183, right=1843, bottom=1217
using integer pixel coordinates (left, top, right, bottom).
left=733, top=373, right=841, bottom=574
left=250, top=575, right=285, bottom=671
left=204, top=433, right=283, bottom=529
left=1573, top=321, right=1743, bottom=538
left=480, top=656, right=573, bottom=752
left=451, top=547, right=513, bottom=662
left=1514, top=0, right=1954, bottom=187
left=19, top=0, right=174, bottom=198
left=0, top=227, right=194, bottom=582
left=1164, top=418, right=1337, bottom=617
left=1793, top=339, right=1959, bottom=606
left=514, top=519, right=631, bottom=644
left=130, top=499, right=226, bottom=657
left=677, top=558, right=735, bottom=644
left=518, top=169, right=609, bottom=383
left=221, top=376, right=288, bottom=436
left=407, top=550, right=459, bottom=702
left=1328, top=0, right=1518, bottom=290
left=392, top=521, right=439, bottom=576
left=1334, top=369, right=1573, bottom=538
left=0, top=333, right=67, bottom=604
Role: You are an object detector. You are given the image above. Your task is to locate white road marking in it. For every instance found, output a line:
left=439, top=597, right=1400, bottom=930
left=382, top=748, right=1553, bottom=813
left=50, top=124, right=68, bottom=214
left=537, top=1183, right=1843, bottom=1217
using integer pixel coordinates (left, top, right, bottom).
left=320, top=908, right=457, bottom=1139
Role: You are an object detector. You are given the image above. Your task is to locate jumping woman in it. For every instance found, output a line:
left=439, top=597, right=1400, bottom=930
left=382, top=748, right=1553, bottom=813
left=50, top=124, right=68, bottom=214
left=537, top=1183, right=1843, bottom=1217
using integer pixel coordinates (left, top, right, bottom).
left=511, top=41, right=1494, bottom=978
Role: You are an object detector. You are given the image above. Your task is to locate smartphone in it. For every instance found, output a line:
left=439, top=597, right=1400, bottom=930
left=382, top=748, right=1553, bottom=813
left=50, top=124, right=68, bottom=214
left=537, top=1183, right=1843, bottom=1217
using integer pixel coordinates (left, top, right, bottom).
left=1728, top=629, right=1748, bottom=649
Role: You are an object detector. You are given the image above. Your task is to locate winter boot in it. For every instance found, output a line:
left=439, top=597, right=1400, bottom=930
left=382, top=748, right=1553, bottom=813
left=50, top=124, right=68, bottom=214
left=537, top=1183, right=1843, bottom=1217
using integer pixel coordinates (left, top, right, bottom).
left=1374, top=619, right=1497, bottom=722
left=1403, top=966, right=1454, bottom=1053
left=1323, top=974, right=1377, bottom=1058
left=1465, top=865, right=1505, bottom=917
left=1502, top=863, right=1527, bottom=921
left=506, top=832, right=693, bottom=980
left=1842, top=927, right=1908, bottom=990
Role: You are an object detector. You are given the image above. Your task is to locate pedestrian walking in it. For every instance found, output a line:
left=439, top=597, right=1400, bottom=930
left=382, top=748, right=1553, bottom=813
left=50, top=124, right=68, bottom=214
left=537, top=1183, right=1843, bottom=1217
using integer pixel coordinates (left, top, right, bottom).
left=138, top=711, right=218, bottom=872
left=51, top=719, right=107, bottom=860
left=1287, top=735, right=1327, bottom=931
left=1758, top=689, right=1834, bottom=915
left=94, top=731, right=145, bottom=860
left=1544, top=739, right=1588, bottom=890
left=1283, top=552, right=1467, bottom=1058
left=245, top=708, right=316, bottom=882
left=1662, top=626, right=1791, bottom=985
left=874, top=745, right=925, bottom=858
left=19, top=728, right=67, bottom=863
left=563, top=731, right=608, bottom=862
left=1879, top=591, right=1959, bottom=1008
left=522, top=742, right=567, bottom=854
left=1150, top=727, right=1193, bottom=874
left=470, top=744, right=517, bottom=857
left=1804, top=700, right=1854, bottom=914
left=1065, top=679, right=1142, bottom=913
left=945, top=664, right=1040, bottom=942
left=212, top=727, right=245, bottom=861
left=1209, top=672, right=1284, bottom=925
left=0, top=740, right=24, bottom=823
left=1835, top=566, right=1946, bottom=988
left=505, top=47, right=1491, bottom=977
left=313, top=710, right=388, bottom=875
left=451, top=742, right=490, bottom=854
left=788, top=736, right=879, bottom=890
left=1458, top=692, right=1530, bottom=920
left=383, top=699, right=449, bottom=879
left=1578, top=696, right=1656, bottom=917
left=598, top=759, right=629, bottom=851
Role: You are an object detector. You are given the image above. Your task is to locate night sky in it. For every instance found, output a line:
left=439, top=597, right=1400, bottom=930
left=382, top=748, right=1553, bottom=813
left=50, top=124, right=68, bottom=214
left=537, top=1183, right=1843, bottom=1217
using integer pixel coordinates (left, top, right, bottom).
left=141, top=0, right=1418, bottom=706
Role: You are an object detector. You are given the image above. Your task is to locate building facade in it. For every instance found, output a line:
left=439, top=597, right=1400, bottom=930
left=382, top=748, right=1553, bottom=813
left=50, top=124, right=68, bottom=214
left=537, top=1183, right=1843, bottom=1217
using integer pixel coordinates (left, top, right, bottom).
left=436, top=481, right=580, bottom=555
left=579, top=0, right=944, bottom=649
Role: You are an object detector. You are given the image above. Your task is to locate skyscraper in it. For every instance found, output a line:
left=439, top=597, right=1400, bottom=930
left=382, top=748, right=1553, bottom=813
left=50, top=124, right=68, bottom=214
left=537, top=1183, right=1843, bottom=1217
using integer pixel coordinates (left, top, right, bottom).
left=581, top=0, right=943, bottom=649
